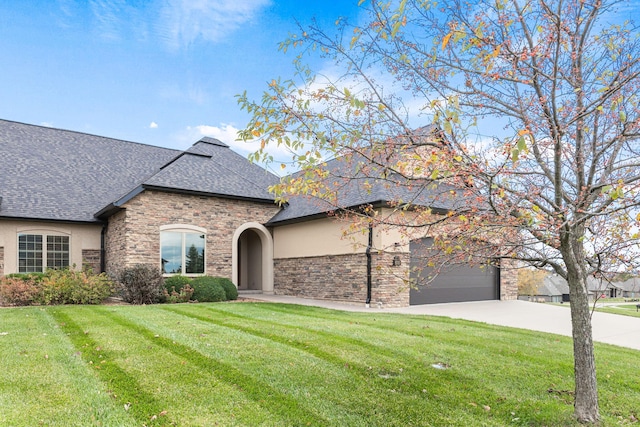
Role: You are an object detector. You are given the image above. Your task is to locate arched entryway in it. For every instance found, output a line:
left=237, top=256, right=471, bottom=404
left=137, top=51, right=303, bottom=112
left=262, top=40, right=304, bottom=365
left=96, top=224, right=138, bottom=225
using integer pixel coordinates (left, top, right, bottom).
left=232, top=222, right=274, bottom=294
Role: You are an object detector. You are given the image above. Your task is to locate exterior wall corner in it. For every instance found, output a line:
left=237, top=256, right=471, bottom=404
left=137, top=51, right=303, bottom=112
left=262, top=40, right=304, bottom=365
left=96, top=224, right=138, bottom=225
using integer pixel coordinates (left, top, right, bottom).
left=500, top=258, right=519, bottom=300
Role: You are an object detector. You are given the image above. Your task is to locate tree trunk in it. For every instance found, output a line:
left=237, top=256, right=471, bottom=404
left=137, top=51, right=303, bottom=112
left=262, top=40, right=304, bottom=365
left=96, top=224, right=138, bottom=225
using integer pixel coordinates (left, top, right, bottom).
left=563, top=232, right=600, bottom=423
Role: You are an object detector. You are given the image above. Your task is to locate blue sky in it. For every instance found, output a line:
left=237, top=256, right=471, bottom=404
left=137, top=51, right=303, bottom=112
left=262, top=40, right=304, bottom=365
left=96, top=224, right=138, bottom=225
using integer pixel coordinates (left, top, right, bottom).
left=2, top=1, right=637, bottom=161
left=0, top=0, right=363, bottom=155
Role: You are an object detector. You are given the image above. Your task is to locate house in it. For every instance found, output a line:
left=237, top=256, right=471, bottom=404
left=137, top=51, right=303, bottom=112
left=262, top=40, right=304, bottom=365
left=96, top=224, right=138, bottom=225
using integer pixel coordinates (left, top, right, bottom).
left=519, top=274, right=570, bottom=303
left=521, top=273, right=637, bottom=303
left=618, top=278, right=640, bottom=299
left=0, top=119, right=518, bottom=307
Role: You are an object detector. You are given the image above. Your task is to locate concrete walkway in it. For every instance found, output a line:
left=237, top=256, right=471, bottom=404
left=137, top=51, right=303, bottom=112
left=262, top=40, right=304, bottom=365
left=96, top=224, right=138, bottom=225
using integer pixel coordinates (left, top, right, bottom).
left=244, top=294, right=640, bottom=351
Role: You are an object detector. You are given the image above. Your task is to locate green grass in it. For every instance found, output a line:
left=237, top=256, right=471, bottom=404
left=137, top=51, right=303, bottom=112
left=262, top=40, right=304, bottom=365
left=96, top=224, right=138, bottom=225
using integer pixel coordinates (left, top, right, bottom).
left=596, top=303, right=640, bottom=318
left=1, top=303, right=638, bottom=426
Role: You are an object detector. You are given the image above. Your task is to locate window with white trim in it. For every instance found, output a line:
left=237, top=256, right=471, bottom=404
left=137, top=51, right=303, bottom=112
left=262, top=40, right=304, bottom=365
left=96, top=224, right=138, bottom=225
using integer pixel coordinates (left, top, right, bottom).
left=160, top=226, right=206, bottom=275
left=18, top=234, right=70, bottom=273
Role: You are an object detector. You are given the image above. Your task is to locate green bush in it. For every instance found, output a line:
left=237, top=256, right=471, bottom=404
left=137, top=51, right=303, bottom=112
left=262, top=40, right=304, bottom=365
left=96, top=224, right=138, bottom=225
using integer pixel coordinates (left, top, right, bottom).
left=117, top=264, right=164, bottom=304
left=190, top=276, right=226, bottom=302
left=164, top=275, right=192, bottom=294
left=6, top=272, right=46, bottom=283
left=215, top=277, right=238, bottom=301
left=0, top=276, right=41, bottom=306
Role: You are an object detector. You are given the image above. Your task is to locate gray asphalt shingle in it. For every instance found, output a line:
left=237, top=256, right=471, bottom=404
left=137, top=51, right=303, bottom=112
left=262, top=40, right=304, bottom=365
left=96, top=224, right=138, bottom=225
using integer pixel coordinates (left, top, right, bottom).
left=143, top=139, right=279, bottom=201
left=0, top=119, right=179, bottom=222
left=268, top=151, right=471, bottom=225
left=0, top=120, right=278, bottom=223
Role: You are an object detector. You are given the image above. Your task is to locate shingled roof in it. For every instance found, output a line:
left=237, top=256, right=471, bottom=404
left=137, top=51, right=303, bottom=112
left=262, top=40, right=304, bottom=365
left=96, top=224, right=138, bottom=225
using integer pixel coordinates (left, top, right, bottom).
left=267, top=150, right=470, bottom=225
left=0, top=119, right=279, bottom=223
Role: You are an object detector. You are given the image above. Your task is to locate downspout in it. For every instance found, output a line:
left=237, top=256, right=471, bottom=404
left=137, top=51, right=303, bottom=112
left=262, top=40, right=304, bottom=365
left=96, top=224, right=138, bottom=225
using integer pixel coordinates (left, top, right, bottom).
left=366, top=221, right=373, bottom=308
left=100, top=224, right=107, bottom=274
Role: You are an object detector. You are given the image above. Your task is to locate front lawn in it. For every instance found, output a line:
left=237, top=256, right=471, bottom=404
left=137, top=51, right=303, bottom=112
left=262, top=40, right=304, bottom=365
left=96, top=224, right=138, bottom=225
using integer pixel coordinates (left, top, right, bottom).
left=596, top=303, right=640, bottom=318
left=0, top=303, right=638, bottom=426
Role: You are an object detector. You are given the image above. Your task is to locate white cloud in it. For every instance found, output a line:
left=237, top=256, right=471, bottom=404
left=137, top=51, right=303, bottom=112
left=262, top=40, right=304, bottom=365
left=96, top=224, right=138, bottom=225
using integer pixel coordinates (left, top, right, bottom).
left=173, top=123, right=253, bottom=151
left=157, top=0, right=272, bottom=49
left=173, top=123, right=299, bottom=174
left=40, top=121, right=54, bottom=127
left=149, top=121, right=159, bottom=129
left=88, top=0, right=146, bottom=42
left=83, top=0, right=270, bottom=48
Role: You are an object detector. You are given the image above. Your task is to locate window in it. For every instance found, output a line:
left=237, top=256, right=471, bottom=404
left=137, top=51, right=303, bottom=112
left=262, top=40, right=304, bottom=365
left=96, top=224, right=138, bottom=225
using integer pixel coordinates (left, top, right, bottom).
left=160, top=227, right=205, bottom=275
left=18, top=234, right=70, bottom=273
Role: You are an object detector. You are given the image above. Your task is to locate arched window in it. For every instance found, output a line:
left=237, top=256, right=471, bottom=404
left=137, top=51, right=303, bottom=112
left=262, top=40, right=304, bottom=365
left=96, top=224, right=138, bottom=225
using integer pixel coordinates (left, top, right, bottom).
left=160, top=225, right=206, bottom=275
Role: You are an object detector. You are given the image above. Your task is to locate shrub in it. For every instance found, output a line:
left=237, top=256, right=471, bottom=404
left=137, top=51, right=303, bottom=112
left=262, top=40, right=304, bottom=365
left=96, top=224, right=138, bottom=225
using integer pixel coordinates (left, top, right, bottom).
left=190, top=276, right=226, bottom=302
left=0, top=276, right=40, bottom=306
left=117, top=264, right=164, bottom=304
left=163, top=284, right=194, bottom=303
left=39, top=270, right=75, bottom=305
left=6, top=272, right=46, bottom=283
left=0, top=269, right=114, bottom=306
left=164, top=275, right=192, bottom=294
left=35, top=269, right=115, bottom=305
left=215, top=277, right=238, bottom=301
left=68, top=271, right=115, bottom=304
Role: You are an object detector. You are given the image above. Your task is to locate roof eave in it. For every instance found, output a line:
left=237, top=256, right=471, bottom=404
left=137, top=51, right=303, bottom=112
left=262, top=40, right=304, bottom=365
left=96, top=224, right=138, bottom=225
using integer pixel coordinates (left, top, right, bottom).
left=142, top=185, right=277, bottom=204
left=94, top=185, right=145, bottom=219
left=95, top=184, right=277, bottom=220
left=267, top=200, right=451, bottom=226
left=0, top=215, right=105, bottom=225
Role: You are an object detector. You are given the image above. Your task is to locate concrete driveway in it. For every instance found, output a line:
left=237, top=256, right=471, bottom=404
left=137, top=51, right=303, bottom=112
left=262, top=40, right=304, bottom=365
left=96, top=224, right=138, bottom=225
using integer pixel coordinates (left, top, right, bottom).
left=245, top=295, right=640, bottom=351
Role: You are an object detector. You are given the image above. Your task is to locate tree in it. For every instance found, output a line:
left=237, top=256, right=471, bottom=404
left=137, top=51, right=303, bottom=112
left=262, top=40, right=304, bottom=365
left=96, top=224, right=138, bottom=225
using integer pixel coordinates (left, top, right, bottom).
left=518, top=268, right=549, bottom=296
left=185, top=244, right=204, bottom=274
left=238, top=0, right=640, bottom=422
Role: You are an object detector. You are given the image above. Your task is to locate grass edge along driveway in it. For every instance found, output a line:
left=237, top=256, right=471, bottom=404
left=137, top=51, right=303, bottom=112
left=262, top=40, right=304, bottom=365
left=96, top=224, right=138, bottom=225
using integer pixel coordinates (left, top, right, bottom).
left=0, top=302, right=638, bottom=426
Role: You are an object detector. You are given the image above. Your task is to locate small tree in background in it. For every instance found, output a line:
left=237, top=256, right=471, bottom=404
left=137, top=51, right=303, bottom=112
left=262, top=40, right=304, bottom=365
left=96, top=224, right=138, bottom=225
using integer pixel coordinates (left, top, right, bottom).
left=239, top=0, right=640, bottom=421
left=185, top=244, right=204, bottom=274
left=518, top=269, right=549, bottom=296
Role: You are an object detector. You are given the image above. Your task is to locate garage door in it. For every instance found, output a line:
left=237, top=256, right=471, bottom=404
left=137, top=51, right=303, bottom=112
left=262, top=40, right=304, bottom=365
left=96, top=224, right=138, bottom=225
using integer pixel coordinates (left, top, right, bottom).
left=410, top=238, right=498, bottom=305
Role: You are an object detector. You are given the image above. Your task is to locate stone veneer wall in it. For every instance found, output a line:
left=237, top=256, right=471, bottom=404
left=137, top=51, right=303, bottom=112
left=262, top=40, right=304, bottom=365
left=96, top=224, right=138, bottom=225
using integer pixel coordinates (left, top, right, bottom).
left=372, top=251, right=411, bottom=307
left=499, top=258, right=519, bottom=300
left=105, top=210, right=127, bottom=275
left=105, top=190, right=279, bottom=278
left=82, top=249, right=101, bottom=273
left=274, top=251, right=411, bottom=308
left=0, top=247, right=4, bottom=276
left=274, top=250, right=516, bottom=307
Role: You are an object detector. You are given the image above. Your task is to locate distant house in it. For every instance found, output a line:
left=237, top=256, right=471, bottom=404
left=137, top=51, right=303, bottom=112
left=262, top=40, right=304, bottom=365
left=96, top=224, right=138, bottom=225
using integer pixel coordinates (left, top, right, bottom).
left=0, top=119, right=518, bottom=306
left=521, top=274, right=571, bottom=303
left=586, top=277, right=624, bottom=299
left=617, top=278, right=640, bottom=299
left=520, top=273, right=637, bottom=303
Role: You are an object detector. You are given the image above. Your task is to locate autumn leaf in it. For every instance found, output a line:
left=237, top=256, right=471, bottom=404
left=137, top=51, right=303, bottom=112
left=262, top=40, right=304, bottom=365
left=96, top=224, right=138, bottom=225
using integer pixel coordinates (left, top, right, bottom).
left=442, top=32, right=453, bottom=51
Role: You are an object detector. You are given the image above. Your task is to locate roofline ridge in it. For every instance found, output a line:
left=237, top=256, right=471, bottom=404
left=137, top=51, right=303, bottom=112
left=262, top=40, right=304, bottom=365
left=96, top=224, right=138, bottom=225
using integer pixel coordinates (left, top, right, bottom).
left=197, top=136, right=229, bottom=147
left=0, top=118, right=180, bottom=153
left=212, top=149, right=281, bottom=196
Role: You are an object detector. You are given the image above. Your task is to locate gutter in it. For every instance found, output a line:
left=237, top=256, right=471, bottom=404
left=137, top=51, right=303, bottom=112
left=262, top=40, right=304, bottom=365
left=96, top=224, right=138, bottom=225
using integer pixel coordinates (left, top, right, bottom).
left=366, top=221, right=373, bottom=308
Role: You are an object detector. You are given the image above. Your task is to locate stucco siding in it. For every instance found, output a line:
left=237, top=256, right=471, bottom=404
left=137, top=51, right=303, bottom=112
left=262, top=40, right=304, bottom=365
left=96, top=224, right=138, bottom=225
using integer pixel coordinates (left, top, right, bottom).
left=273, top=217, right=369, bottom=258
left=0, top=219, right=102, bottom=275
